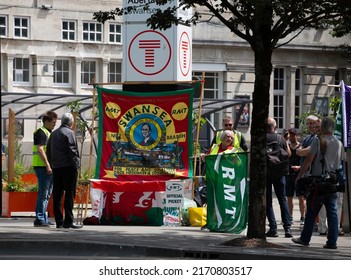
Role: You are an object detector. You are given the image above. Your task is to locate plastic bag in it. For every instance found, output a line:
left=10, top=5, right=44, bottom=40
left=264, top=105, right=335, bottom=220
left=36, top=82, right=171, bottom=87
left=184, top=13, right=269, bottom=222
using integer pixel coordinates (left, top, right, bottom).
left=188, top=207, right=207, bottom=227
left=180, top=198, right=197, bottom=226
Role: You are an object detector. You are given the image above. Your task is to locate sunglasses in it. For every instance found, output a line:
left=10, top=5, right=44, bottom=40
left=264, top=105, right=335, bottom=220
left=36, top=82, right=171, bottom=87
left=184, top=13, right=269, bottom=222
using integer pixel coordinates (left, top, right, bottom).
left=224, top=124, right=233, bottom=127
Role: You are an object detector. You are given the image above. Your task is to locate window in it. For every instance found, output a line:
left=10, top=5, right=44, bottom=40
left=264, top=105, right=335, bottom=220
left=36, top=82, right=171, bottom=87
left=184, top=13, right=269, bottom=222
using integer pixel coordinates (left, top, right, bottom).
left=295, top=68, right=301, bottom=91
left=13, top=57, right=30, bottom=83
left=83, top=22, right=102, bottom=42
left=0, top=54, right=3, bottom=85
left=54, top=59, right=70, bottom=84
left=273, top=68, right=285, bottom=129
left=274, top=95, right=284, bottom=128
left=335, top=70, right=340, bottom=92
left=108, top=62, right=122, bottom=83
left=274, top=68, right=284, bottom=91
left=193, top=72, right=219, bottom=99
left=14, top=17, right=29, bottom=38
left=62, top=20, right=76, bottom=41
left=192, top=71, right=222, bottom=148
left=312, top=97, right=329, bottom=116
left=81, top=60, right=96, bottom=84
left=109, top=23, right=122, bottom=43
left=0, top=15, right=7, bottom=37
left=294, top=96, right=301, bottom=128
left=294, top=68, right=302, bottom=127
left=2, top=119, right=24, bottom=138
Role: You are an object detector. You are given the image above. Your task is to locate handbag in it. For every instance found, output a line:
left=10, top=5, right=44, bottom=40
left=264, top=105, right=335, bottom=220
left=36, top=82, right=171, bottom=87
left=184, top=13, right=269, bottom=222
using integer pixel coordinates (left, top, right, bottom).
left=313, top=172, right=339, bottom=193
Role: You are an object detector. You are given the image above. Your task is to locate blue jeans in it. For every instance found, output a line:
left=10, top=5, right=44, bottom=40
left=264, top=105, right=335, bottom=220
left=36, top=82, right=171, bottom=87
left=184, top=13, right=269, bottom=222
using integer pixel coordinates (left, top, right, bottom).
left=266, top=175, right=291, bottom=230
left=34, top=167, right=53, bottom=223
left=300, top=190, right=338, bottom=246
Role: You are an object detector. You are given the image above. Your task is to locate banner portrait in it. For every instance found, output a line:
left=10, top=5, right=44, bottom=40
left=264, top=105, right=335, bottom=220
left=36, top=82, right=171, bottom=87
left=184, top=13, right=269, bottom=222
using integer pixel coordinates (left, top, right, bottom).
left=95, top=86, right=194, bottom=181
left=205, top=153, right=249, bottom=233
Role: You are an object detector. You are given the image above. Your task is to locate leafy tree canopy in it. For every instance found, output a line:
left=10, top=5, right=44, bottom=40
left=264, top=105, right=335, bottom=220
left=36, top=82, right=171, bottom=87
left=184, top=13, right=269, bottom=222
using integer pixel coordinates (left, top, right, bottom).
left=94, top=0, right=350, bottom=52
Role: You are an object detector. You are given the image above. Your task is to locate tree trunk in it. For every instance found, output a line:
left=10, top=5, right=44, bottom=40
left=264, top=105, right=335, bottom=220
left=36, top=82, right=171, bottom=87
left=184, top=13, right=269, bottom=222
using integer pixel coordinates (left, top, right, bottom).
left=247, top=44, right=273, bottom=239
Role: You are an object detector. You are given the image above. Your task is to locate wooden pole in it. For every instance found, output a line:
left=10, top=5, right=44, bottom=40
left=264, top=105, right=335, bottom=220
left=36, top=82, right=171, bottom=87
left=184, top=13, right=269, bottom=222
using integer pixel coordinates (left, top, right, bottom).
left=7, top=109, right=15, bottom=183
left=88, top=86, right=96, bottom=179
left=192, top=73, right=205, bottom=198
left=84, top=84, right=97, bottom=219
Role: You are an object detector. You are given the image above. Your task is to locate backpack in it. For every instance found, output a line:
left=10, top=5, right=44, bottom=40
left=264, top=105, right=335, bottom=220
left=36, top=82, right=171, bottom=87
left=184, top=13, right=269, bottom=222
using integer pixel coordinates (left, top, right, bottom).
left=267, top=134, right=289, bottom=179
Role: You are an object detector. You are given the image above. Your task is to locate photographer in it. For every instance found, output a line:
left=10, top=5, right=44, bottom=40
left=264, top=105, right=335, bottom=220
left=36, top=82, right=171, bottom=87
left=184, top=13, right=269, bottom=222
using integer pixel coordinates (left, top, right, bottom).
left=292, top=117, right=344, bottom=249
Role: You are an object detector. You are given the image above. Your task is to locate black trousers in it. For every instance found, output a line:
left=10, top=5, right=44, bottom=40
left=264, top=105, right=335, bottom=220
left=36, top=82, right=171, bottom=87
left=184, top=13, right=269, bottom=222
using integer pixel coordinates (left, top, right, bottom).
left=52, top=166, right=78, bottom=225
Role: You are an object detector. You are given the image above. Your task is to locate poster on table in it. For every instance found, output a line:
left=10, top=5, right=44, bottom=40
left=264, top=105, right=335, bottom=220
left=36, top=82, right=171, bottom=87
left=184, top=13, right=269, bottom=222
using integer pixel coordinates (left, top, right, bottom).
left=163, top=179, right=192, bottom=226
left=95, top=86, right=195, bottom=181
left=205, top=152, right=249, bottom=233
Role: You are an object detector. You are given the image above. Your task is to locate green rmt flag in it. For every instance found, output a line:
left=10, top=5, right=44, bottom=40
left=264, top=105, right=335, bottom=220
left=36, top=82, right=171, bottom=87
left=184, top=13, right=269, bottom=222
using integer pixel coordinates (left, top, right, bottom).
left=205, top=153, right=249, bottom=233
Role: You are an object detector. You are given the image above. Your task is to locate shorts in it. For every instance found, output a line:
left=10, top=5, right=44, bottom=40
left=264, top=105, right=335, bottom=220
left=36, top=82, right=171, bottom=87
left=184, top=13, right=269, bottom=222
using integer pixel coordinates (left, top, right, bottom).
left=286, top=174, right=304, bottom=197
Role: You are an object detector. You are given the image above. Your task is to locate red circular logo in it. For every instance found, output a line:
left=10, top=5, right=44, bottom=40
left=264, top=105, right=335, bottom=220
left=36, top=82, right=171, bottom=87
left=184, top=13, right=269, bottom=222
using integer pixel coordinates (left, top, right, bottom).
left=128, top=30, right=172, bottom=76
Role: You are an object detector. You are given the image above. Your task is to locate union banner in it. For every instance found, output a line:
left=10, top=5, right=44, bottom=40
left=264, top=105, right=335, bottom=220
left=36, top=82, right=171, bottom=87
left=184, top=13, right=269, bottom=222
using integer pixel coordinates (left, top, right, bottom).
left=95, top=86, right=194, bottom=181
left=205, top=153, right=249, bottom=233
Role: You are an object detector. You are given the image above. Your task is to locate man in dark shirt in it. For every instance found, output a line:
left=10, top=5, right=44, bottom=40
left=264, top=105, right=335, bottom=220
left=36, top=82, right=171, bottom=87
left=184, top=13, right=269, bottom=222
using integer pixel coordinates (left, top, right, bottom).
left=265, top=118, right=292, bottom=238
left=210, top=115, right=248, bottom=152
left=47, top=112, right=82, bottom=229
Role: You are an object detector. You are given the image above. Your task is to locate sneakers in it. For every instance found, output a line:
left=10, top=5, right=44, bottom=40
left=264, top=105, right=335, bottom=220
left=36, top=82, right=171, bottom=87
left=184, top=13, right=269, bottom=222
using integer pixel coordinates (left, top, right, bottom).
left=63, top=223, right=83, bottom=229
left=323, top=244, right=337, bottom=249
left=33, top=220, right=50, bottom=227
left=266, top=229, right=278, bottom=237
left=292, top=237, right=309, bottom=246
left=34, top=222, right=50, bottom=227
left=285, top=228, right=293, bottom=238
left=300, top=217, right=305, bottom=226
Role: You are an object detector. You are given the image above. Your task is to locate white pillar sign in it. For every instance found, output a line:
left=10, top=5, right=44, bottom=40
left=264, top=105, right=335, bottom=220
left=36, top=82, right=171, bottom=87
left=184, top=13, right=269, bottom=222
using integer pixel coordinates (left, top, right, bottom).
left=123, top=0, right=192, bottom=82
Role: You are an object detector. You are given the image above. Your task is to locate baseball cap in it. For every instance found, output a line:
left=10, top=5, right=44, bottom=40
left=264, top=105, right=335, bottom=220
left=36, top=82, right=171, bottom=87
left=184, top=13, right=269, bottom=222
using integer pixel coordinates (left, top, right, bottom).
left=288, top=128, right=298, bottom=135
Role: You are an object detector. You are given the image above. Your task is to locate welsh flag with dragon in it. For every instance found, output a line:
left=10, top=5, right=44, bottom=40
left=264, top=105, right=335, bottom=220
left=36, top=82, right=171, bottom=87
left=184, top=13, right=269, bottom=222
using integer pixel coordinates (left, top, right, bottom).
left=91, top=179, right=166, bottom=225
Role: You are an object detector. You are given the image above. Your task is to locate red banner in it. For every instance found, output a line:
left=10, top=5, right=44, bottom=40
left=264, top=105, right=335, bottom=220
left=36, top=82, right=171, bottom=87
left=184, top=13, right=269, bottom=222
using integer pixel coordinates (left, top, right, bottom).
left=95, top=87, right=194, bottom=181
left=90, top=179, right=165, bottom=192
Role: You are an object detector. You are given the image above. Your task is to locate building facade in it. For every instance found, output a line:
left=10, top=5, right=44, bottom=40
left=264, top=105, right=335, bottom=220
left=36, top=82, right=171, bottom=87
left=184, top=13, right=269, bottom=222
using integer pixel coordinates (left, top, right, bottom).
left=1, top=0, right=351, bottom=169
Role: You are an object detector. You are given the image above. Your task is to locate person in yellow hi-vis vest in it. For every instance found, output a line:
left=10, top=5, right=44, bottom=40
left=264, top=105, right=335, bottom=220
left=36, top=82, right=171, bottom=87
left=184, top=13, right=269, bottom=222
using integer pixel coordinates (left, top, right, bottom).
left=200, top=130, right=242, bottom=231
left=210, top=115, right=248, bottom=152
left=33, top=111, right=57, bottom=227
left=209, top=130, right=243, bottom=155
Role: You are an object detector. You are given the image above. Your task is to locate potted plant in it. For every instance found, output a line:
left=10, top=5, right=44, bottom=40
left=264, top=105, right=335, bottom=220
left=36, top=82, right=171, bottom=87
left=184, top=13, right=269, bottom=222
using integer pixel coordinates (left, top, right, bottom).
left=1, top=164, right=53, bottom=218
